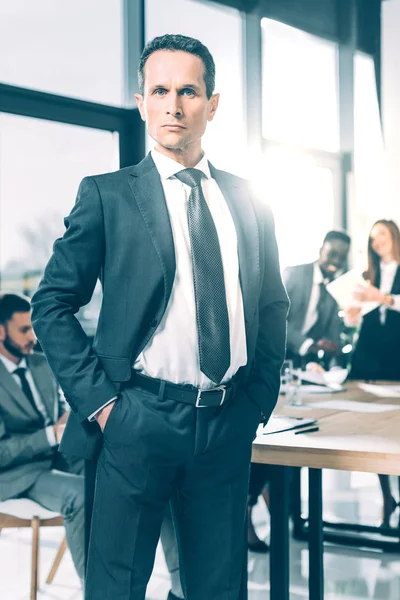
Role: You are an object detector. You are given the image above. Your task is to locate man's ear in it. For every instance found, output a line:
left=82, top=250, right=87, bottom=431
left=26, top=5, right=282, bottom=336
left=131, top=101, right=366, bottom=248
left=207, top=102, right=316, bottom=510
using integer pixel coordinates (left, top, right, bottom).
left=207, top=93, right=220, bottom=122
left=0, top=324, right=6, bottom=343
left=134, top=94, right=146, bottom=122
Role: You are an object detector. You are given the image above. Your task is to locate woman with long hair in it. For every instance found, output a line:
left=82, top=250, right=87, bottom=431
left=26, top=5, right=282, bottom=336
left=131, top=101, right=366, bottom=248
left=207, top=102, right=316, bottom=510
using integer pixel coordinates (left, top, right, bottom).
left=346, top=219, right=400, bottom=526
left=349, top=219, right=400, bottom=380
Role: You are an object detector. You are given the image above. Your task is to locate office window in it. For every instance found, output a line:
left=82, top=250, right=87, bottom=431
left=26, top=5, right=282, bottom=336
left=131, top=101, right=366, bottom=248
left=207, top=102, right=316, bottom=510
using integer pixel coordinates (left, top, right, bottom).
left=261, top=18, right=340, bottom=152
left=350, top=53, right=388, bottom=268
left=145, top=0, right=246, bottom=175
left=0, top=0, right=123, bottom=106
left=254, top=147, right=337, bottom=269
left=354, top=53, right=387, bottom=216
left=0, top=113, right=119, bottom=332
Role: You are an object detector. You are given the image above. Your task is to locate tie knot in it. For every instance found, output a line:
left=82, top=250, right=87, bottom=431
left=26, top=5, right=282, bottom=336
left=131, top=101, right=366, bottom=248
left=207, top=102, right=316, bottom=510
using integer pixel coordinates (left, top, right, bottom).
left=175, top=168, right=203, bottom=189
left=14, top=367, right=26, bottom=377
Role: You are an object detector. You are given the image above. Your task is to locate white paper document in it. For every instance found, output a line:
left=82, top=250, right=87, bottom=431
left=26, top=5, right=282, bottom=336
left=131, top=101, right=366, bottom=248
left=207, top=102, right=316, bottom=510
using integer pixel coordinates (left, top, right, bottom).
left=299, top=370, right=346, bottom=391
left=326, top=269, right=379, bottom=315
left=309, top=399, right=400, bottom=413
left=280, top=383, right=336, bottom=395
left=262, top=415, right=317, bottom=435
left=358, top=383, right=400, bottom=398
left=300, top=384, right=340, bottom=394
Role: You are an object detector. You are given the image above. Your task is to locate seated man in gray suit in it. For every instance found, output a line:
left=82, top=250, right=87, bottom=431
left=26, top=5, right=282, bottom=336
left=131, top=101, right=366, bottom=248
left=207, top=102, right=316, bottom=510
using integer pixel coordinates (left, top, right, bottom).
left=0, top=293, right=85, bottom=582
left=246, top=230, right=351, bottom=552
left=283, top=230, right=351, bottom=369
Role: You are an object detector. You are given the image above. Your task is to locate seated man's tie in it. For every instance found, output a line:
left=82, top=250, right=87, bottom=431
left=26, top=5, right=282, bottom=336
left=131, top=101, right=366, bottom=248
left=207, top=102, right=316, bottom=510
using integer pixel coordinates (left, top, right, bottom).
left=307, top=282, right=330, bottom=341
left=13, top=367, right=45, bottom=426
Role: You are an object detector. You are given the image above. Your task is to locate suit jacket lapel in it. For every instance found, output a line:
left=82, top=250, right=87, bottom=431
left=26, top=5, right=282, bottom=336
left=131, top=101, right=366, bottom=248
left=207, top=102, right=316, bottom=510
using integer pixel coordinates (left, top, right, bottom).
left=127, top=156, right=260, bottom=327
left=128, top=154, right=176, bottom=312
left=26, top=356, right=54, bottom=421
left=302, top=263, right=315, bottom=322
left=0, top=359, right=38, bottom=420
left=210, top=165, right=259, bottom=326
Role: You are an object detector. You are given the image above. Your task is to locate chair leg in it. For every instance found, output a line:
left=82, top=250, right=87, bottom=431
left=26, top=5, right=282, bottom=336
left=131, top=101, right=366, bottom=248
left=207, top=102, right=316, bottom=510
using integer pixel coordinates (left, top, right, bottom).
left=46, top=536, right=68, bottom=584
left=31, top=517, right=40, bottom=600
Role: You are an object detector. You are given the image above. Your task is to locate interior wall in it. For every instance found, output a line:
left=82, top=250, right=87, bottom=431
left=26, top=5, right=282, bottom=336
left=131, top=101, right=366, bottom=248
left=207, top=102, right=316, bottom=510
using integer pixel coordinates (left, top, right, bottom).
left=382, top=0, right=400, bottom=225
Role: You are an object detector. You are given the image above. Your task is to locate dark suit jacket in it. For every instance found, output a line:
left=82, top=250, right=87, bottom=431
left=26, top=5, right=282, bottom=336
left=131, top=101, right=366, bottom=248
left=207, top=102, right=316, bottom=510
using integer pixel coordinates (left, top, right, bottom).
left=31, top=154, right=289, bottom=459
left=350, top=265, right=400, bottom=380
left=0, top=353, right=68, bottom=500
left=283, top=262, right=342, bottom=355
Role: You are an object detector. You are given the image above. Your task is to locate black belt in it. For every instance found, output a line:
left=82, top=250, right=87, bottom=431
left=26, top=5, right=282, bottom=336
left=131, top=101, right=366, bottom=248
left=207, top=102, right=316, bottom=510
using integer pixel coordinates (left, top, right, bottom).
left=130, top=372, right=238, bottom=407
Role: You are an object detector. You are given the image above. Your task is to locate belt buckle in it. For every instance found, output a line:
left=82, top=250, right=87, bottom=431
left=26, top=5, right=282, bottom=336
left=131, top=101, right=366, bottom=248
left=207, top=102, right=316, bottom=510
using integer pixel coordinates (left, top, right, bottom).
left=195, top=385, right=227, bottom=408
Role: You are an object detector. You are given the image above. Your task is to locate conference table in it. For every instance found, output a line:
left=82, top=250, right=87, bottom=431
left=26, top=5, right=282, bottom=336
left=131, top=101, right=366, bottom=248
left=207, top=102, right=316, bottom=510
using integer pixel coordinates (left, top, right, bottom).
left=251, top=380, right=400, bottom=600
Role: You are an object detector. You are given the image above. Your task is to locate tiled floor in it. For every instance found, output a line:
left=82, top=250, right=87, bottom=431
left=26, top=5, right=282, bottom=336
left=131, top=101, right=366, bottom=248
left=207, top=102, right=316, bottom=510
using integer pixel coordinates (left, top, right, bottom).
left=1, top=471, right=400, bottom=599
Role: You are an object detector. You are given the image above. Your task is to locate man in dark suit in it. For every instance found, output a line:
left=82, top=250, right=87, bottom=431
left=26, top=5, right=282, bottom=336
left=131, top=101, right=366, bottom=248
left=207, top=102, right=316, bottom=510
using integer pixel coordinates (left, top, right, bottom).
left=283, top=230, right=351, bottom=368
left=31, top=34, right=288, bottom=600
left=0, top=293, right=85, bottom=582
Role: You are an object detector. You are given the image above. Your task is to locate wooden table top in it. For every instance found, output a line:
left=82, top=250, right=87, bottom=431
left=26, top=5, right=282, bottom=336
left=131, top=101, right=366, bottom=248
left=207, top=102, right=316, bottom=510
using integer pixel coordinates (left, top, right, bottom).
left=251, top=381, right=400, bottom=475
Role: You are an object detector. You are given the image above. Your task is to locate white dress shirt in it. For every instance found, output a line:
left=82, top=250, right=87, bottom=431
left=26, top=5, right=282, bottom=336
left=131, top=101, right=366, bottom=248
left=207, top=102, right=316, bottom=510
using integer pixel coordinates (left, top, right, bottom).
left=378, top=260, right=400, bottom=324
left=134, top=149, right=247, bottom=388
left=89, top=149, right=247, bottom=420
left=0, top=353, right=57, bottom=446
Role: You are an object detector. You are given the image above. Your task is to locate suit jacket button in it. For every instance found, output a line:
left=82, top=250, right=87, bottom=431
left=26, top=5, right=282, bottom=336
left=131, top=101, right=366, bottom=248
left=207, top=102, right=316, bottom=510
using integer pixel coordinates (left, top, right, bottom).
left=150, top=318, right=158, bottom=327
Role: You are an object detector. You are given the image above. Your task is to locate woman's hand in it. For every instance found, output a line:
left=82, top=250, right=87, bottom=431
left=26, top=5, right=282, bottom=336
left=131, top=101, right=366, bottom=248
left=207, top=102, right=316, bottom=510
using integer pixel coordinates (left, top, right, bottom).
left=352, top=282, right=384, bottom=303
left=306, top=362, right=326, bottom=374
left=344, top=305, right=362, bottom=326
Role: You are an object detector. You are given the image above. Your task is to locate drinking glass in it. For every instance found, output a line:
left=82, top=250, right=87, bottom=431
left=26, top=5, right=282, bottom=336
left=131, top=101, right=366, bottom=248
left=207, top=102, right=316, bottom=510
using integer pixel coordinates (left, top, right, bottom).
left=281, top=359, right=293, bottom=389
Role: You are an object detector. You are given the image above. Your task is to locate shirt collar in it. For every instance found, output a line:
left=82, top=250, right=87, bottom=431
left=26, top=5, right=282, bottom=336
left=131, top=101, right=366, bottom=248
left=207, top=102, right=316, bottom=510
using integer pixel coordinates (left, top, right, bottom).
left=151, top=148, right=211, bottom=181
left=313, top=262, right=325, bottom=285
left=0, top=353, right=27, bottom=374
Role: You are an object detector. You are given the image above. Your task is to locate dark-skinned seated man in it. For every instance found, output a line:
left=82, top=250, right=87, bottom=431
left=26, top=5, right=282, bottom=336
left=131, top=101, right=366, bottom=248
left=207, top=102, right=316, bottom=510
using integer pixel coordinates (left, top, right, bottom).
left=247, top=230, right=351, bottom=552
left=284, top=230, right=351, bottom=369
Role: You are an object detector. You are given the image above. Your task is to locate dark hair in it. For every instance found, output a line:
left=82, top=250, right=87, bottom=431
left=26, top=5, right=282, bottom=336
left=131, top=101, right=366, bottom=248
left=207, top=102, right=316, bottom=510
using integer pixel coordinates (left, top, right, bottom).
left=322, top=230, right=351, bottom=246
left=138, top=34, right=216, bottom=99
left=365, top=219, right=400, bottom=284
left=0, top=292, right=31, bottom=325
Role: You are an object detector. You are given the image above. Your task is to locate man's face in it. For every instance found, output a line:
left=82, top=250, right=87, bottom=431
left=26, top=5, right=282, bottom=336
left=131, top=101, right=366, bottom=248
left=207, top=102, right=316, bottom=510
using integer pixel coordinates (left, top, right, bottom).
left=0, top=312, right=36, bottom=359
left=135, top=50, right=219, bottom=160
left=318, top=239, right=350, bottom=280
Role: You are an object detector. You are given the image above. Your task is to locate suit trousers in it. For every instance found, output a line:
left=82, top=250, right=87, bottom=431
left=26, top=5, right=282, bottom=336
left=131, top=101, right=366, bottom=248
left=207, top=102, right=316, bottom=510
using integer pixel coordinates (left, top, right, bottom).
left=24, top=457, right=85, bottom=580
left=85, top=380, right=260, bottom=600
left=160, top=501, right=183, bottom=598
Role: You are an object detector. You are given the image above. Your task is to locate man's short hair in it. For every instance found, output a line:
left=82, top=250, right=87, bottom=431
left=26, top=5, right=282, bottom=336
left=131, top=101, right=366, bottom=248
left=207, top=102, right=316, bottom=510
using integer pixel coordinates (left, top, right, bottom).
left=322, top=230, right=351, bottom=246
left=0, top=292, right=31, bottom=325
left=138, top=34, right=216, bottom=99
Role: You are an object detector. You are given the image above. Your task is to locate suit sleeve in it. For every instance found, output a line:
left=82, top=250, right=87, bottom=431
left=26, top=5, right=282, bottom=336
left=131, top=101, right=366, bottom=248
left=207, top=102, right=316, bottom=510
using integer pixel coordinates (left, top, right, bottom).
left=31, top=177, right=118, bottom=421
left=0, top=412, right=53, bottom=470
left=246, top=203, right=289, bottom=420
left=282, top=267, right=310, bottom=353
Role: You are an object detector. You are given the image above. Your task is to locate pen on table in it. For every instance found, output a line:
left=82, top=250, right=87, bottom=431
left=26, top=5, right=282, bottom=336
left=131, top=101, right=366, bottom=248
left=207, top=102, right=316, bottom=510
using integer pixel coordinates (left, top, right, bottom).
left=295, top=426, right=319, bottom=435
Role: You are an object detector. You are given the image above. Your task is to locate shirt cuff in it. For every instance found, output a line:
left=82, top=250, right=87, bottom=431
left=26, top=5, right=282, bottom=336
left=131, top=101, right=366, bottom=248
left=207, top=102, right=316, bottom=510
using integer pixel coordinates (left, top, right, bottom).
left=299, top=338, right=315, bottom=356
left=388, top=294, right=400, bottom=312
left=88, top=396, right=118, bottom=422
left=45, top=425, right=57, bottom=447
